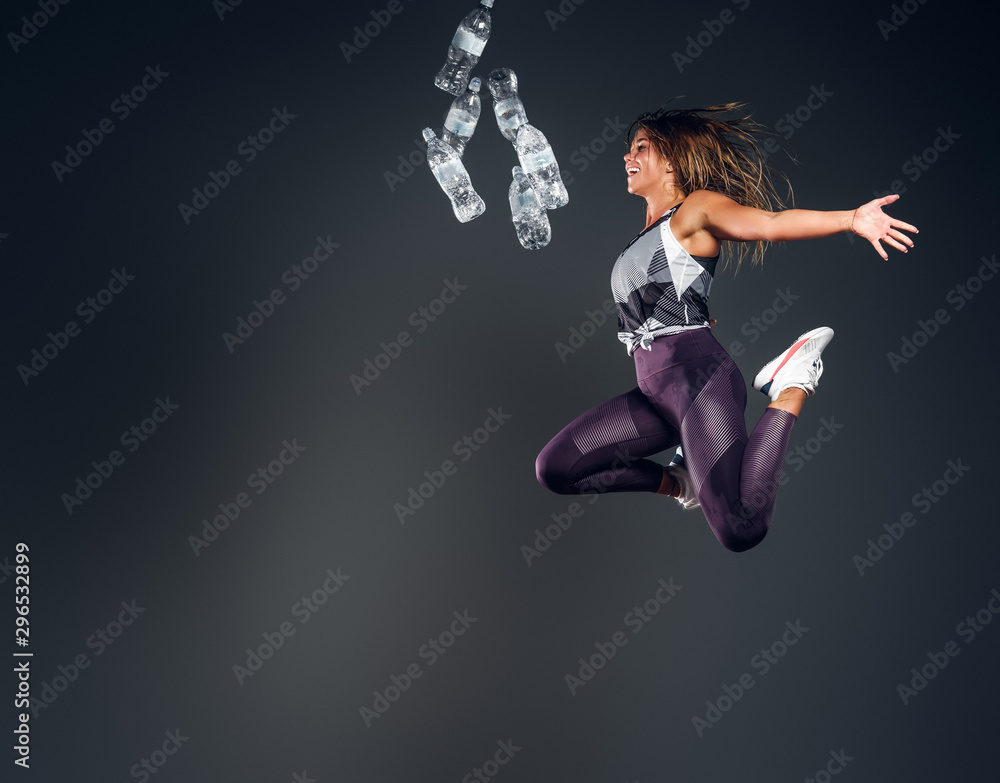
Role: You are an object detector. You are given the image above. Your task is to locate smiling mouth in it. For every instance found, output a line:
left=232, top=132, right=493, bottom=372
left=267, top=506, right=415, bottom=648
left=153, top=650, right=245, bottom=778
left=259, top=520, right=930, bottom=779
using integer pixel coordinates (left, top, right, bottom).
left=626, top=167, right=639, bottom=176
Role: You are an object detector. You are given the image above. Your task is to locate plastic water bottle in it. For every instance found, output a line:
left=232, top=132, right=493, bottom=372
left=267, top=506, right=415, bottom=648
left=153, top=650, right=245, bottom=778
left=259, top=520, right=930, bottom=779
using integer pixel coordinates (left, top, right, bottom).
left=515, top=124, right=569, bottom=210
left=423, top=128, right=485, bottom=223
left=441, top=77, right=482, bottom=157
left=434, top=0, right=494, bottom=96
left=488, top=68, right=568, bottom=209
left=509, top=166, right=550, bottom=250
left=488, top=67, right=528, bottom=143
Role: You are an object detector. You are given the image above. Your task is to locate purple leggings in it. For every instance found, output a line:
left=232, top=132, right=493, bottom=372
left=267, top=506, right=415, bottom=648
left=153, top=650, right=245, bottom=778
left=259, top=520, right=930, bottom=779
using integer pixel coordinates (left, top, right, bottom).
left=535, top=328, right=796, bottom=552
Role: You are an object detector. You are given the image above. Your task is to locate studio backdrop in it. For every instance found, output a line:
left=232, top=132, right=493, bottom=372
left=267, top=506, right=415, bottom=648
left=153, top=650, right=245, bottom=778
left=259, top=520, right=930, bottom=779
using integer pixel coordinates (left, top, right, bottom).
left=5, top=0, right=996, bottom=780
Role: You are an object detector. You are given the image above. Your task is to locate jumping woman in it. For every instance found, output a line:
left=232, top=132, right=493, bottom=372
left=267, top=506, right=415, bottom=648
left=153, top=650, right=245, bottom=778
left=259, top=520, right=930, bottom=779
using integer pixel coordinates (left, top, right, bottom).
left=535, top=103, right=917, bottom=552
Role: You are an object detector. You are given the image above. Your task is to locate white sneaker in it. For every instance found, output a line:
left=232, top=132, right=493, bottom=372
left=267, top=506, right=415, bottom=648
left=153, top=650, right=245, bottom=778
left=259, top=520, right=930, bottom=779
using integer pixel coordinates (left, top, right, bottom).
left=753, top=327, right=834, bottom=402
left=666, top=447, right=699, bottom=510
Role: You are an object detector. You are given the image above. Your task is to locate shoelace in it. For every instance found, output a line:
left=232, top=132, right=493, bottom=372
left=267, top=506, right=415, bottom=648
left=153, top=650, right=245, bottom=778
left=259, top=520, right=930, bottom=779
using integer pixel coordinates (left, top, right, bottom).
left=795, top=359, right=823, bottom=395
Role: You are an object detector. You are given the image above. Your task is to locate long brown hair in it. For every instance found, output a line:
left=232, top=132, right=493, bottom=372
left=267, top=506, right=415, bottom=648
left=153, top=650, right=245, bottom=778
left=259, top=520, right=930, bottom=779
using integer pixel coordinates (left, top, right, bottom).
left=627, top=101, right=793, bottom=267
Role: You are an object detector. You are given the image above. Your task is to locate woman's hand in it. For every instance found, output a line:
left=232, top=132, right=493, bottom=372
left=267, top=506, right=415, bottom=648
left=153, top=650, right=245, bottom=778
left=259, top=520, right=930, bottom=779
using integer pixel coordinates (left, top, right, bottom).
left=850, top=194, right=918, bottom=260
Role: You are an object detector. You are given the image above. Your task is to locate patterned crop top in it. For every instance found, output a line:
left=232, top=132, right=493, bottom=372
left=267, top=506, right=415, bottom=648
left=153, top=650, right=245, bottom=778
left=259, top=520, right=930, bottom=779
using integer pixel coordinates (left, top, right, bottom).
left=611, top=203, right=719, bottom=355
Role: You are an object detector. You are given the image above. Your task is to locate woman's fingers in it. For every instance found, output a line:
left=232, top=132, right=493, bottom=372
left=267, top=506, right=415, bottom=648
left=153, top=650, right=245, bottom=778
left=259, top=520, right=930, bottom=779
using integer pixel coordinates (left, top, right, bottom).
left=870, top=238, right=889, bottom=260
left=887, top=227, right=914, bottom=247
left=883, top=235, right=908, bottom=253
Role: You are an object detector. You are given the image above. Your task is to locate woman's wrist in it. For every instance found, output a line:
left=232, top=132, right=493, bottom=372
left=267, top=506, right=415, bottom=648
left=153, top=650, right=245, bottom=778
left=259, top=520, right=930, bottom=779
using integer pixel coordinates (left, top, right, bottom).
left=847, top=209, right=858, bottom=235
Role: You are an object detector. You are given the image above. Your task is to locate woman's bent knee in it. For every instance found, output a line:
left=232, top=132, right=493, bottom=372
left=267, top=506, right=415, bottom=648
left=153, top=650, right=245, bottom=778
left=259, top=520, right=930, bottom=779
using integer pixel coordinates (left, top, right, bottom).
left=720, top=531, right=767, bottom=553
left=535, top=451, right=575, bottom=495
left=713, top=513, right=768, bottom=553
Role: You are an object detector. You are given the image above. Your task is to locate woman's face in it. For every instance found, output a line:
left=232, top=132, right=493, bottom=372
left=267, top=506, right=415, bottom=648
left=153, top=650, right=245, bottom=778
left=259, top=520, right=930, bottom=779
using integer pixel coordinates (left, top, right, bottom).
left=624, top=130, right=669, bottom=196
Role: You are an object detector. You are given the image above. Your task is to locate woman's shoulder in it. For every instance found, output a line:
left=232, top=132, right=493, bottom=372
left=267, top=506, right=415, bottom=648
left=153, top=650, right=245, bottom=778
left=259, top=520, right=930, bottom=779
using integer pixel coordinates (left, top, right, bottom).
left=673, top=190, right=738, bottom=232
left=681, top=189, right=734, bottom=209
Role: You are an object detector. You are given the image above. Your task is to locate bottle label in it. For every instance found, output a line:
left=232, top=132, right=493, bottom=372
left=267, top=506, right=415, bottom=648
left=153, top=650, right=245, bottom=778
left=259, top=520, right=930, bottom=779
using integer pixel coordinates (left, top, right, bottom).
left=520, top=146, right=556, bottom=173
left=509, top=190, right=538, bottom=215
left=452, top=28, right=486, bottom=56
left=445, top=108, right=477, bottom=137
left=494, top=99, right=527, bottom=131
left=434, top=159, right=464, bottom=184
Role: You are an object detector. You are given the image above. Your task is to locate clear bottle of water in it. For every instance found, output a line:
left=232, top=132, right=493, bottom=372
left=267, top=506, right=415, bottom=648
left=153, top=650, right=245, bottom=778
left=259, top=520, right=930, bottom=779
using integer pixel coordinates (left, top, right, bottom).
left=423, top=128, right=485, bottom=223
left=441, top=77, right=482, bottom=157
left=488, top=67, right=528, bottom=143
left=515, top=124, right=569, bottom=210
left=434, top=0, right=494, bottom=97
left=509, top=166, right=550, bottom=250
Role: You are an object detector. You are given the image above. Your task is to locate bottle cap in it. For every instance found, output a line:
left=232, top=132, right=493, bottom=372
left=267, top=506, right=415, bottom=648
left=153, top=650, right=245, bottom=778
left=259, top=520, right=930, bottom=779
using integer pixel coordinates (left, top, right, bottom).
left=487, top=67, right=517, bottom=98
left=513, top=166, right=522, bottom=177
left=422, top=127, right=435, bottom=142
left=469, top=77, right=481, bottom=92
left=481, top=0, right=494, bottom=7
left=489, top=66, right=515, bottom=83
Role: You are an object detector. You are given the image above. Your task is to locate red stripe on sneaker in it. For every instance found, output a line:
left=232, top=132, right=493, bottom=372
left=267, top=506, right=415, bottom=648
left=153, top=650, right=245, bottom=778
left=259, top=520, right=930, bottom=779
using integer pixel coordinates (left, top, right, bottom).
left=767, top=337, right=810, bottom=381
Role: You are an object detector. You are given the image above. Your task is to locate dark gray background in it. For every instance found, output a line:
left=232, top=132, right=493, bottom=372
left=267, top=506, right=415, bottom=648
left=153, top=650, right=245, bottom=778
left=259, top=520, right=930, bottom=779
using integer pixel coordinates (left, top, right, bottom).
left=5, top=0, right=997, bottom=780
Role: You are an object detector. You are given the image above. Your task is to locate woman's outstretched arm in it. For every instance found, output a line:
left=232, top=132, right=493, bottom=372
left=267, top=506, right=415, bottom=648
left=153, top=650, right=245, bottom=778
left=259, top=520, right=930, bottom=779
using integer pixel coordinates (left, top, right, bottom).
left=684, top=190, right=918, bottom=260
